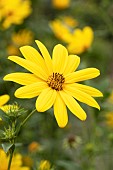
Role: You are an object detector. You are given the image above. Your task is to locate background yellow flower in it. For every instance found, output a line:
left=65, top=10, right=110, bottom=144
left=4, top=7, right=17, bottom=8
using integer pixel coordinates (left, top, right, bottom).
left=67, top=26, right=94, bottom=54
left=52, top=0, right=70, bottom=9
left=7, top=29, right=34, bottom=55
left=1, top=0, right=32, bottom=29
left=0, top=149, right=30, bottom=170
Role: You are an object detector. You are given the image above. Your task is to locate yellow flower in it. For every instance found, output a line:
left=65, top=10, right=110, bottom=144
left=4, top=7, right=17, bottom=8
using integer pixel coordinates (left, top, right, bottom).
left=12, top=29, right=34, bottom=47
left=52, top=0, right=70, bottom=9
left=0, top=0, right=4, bottom=21
left=50, top=19, right=72, bottom=43
left=7, top=29, right=34, bottom=55
left=105, top=112, right=113, bottom=128
left=0, top=94, right=10, bottom=121
left=39, top=160, right=51, bottom=170
left=0, top=149, right=30, bottom=170
left=50, top=20, right=93, bottom=54
left=67, top=26, right=94, bottom=54
left=1, top=0, right=32, bottom=29
left=7, top=45, right=19, bottom=56
left=0, top=94, right=10, bottom=108
left=62, top=16, right=78, bottom=28
left=4, top=40, right=103, bottom=128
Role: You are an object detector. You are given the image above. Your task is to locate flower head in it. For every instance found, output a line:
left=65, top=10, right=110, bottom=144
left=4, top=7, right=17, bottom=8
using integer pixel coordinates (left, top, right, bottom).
left=67, top=26, right=94, bottom=54
left=62, top=16, right=78, bottom=28
left=0, top=149, right=30, bottom=170
left=4, top=40, right=103, bottom=127
left=1, top=0, right=32, bottom=29
left=50, top=19, right=72, bottom=43
left=7, top=29, right=34, bottom=55
left=0, top=103, right=24, bottom=119
left=52, top=0, right=70, bottom=9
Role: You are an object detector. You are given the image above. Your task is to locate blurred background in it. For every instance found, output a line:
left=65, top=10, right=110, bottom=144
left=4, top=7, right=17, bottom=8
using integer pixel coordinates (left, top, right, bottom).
left=0, top=0, right=113, bottom=170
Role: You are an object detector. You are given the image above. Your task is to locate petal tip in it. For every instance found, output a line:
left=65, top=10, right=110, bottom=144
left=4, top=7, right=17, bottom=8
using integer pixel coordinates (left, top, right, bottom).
left=3, top=75, right=7, bottom=81
left=58, top=122, right=68, bottom=128
left=81, top=114, right=87, bottom=121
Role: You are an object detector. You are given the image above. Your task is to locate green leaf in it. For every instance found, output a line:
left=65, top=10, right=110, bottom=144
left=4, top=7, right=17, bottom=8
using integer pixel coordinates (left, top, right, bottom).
left=2, top=143, right=14, bottom=153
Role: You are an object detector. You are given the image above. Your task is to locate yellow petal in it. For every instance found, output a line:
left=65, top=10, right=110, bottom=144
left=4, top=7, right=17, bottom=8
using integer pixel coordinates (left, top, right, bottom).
left=54, top=93, right=68, bottom=128
left=52, top=44, right=68, bottom=74
left=36, top=87, right=56, bottom=112
left=4, top=73, right=40, bottom=85
left=63, top=55, right=80, bottom=75
left=65, top=68, right=100, bottom=83
left=35, top=40, right=53, bottom=75
left=60, top=91, right=86, bottom=120
left=64, top=84, right=100, bottom=110
left=15, top=82, right=48, bottom=98
left=67, top=40, right=85, bottom=54
left=73, top=83, right=103, bottom=97
left=83, top=26, right=94, bottom=48
left=20, top=46, right=49, bottom=75
left=8, top=56, right=48, bottom=80
left=0, top=95, right=10, bottom=107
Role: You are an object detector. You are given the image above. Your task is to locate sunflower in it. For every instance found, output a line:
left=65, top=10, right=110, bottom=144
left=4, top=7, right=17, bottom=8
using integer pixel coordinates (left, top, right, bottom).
left=4, top=40, right=103, bottom=127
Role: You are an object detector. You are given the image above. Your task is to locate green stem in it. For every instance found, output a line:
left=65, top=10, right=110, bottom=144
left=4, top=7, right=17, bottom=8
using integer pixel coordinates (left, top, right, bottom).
left=7, top=145, right=15, bottom=170
left=21, top=109, right=36, bottom=127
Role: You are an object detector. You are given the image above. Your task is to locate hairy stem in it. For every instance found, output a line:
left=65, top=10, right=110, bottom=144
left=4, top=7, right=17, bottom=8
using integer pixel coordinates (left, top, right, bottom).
left=7, top=145, right=15, bottom=170
left=21, top=109, right=36, bottom=127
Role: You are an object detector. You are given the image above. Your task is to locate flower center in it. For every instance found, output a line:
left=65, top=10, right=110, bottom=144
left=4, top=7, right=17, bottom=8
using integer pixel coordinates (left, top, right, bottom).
left=47, top=73, right=65, bottom=91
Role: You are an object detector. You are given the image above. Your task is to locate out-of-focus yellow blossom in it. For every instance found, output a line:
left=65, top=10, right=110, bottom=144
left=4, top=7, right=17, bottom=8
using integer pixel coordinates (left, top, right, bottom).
left=67, top=26, right=94, bottom=54
left=0, top=0, right=32, bottom=29
left=7, top=45, right=19, bottom=56
left=62, top=16, right=78, bottom=28
left=52, top=0, right=70, bottom=9
left=0, top=94, right=10, bottom=121
left=39, top=160, right=51, bottom=170
left=12, top=29, right=34, bottom=46
left=4, top=40, right=103, bottom=127
left=0, top=94, right=10, bottom=108
left=0, top=149, right=30, bottom=170
left=7, top=29, right=34, bottom=55
left=50, top=19, right=72, bottom=43
left=50, top=18, right=93, bottom=54
left=105, top=112, right=113, bottom=128
left=28, top=141, right=41, bottom=152
left=0, top=0, right=4, bottom=21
